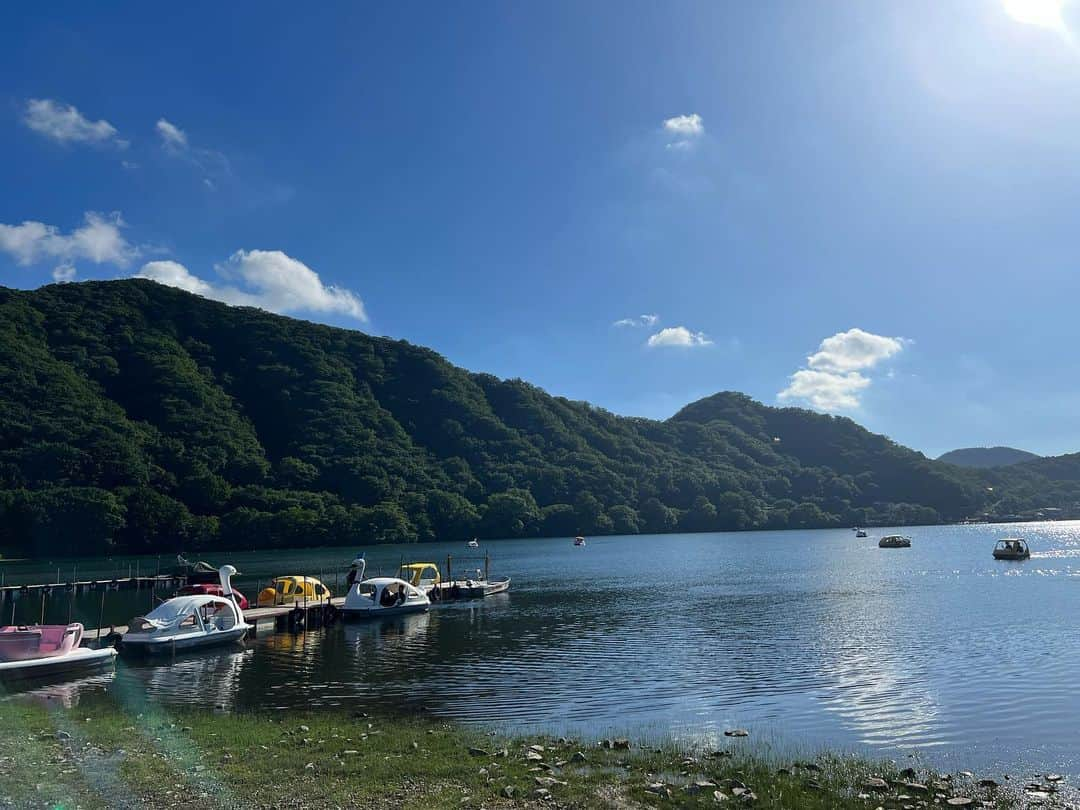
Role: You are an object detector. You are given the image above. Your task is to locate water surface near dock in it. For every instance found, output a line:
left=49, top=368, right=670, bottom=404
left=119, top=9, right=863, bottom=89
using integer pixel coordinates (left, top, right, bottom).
left=4, top=522, right=1080, bottom=778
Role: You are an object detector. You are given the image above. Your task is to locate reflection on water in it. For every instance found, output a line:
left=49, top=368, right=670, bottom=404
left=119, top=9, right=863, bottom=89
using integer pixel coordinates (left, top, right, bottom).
left=5, top=521, right=1080, bottom=776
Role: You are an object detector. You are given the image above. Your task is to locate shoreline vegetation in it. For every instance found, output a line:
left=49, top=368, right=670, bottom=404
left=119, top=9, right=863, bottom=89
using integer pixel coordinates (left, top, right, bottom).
left=4, top=280, right=1080, bottom=560
left=0, top=699, right=1047, bottom=809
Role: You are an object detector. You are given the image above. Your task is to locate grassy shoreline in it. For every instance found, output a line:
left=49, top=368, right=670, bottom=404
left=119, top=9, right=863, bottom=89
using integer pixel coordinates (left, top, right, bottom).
left=0, top=698, right=1040, bottom=809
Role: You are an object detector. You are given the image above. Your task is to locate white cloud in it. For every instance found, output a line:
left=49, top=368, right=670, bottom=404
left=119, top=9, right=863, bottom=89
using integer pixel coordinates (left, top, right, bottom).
left=613, top=314, right=659, bottom=328
left=663, top=114, right=704, bottom=137
left=662, top=113, right=705, bottom=151
left=0, top=212, right=136, bottom=267
left=23, top=99, right=127, bottom=148
left=779, top=328, right=906, bottom=411
left=156, top=118, right=188, bottom=150
left=52, top=264, right=76, bottom=283
left=136, top=249, right=367, bottom=321
left=137, top=260, right=213, bottom=296
left=646, top=326, right=713, bottom=348
left=779, top=369, right=870, bottom=411
left=807, top=327, right=905, bottom=372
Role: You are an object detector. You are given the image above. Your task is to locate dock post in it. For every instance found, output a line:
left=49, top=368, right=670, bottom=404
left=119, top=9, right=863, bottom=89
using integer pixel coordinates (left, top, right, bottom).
left=39, top=589, right=46, bottom=624
left=485, top=554, right=490, bottom=582
left=97, top=589, right=105, bottom=645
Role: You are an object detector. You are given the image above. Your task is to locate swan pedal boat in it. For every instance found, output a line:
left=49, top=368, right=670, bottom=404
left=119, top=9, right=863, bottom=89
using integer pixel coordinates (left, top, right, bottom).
left=878, top=534, right=912, bottom=548
left=343, top=577, right=430, bottom=619
left=257, top=576, right=332, bottom=608
left=121, top=595, right=251, bottom=654
left=122, top=564, right=250, bottom=654
left=0, top=623, right=117, bottom=681
left=993, top=538, right=1030, bottom=560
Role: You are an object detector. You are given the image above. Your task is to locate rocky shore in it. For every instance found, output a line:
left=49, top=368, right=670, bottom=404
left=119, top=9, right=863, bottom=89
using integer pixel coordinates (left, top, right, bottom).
left=0, top=698, right=1068, bottom=808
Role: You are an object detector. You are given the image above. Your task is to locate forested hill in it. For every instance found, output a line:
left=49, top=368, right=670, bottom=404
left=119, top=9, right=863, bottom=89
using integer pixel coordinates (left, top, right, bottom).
left=1, top=280, right=1077, bottom=558
left=937, top=446, right=1041, bottom=468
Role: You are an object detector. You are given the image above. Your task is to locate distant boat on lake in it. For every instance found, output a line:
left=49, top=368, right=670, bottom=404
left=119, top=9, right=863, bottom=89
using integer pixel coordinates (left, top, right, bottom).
left=993, top=537, right=1030, bottom=560
left=574, top=536, right=586, bottom=547
left=878, top=535, right=912, bottom=548
left=856, top=529, right=868, bottom=538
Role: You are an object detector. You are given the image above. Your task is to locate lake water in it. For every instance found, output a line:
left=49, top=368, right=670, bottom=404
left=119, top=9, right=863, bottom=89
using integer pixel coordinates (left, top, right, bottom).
left=3, top=521, right=1080, bottom=777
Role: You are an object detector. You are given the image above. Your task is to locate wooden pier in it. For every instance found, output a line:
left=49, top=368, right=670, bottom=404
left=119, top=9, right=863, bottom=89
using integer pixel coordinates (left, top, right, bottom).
left=0, top=575, right=186, bottom=601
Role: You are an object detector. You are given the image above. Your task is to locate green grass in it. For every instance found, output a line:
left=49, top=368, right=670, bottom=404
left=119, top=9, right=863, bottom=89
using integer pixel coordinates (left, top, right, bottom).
left=0, top=697, right=1026, bottom=809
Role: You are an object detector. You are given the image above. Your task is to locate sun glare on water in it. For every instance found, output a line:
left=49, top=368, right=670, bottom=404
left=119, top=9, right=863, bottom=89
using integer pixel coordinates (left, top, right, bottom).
left=1002, top=0, right=1067, bottom=30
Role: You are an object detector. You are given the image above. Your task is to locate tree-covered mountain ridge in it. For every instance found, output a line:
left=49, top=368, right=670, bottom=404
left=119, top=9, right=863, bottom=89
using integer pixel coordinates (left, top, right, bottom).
left=936, top=446, right=1041, bottom=468
left=2, top=279, right=1078, bottom=557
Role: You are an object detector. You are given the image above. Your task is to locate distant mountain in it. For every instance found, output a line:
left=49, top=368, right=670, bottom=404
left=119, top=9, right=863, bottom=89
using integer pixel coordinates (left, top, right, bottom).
left=2, top=280, right=1079, bottom=557
left=937, top=447, right=1041, bottom=469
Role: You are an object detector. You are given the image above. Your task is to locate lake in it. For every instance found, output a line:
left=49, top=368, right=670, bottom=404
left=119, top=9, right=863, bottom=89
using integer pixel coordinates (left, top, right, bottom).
left=3, top=520, right=1079, bottom=777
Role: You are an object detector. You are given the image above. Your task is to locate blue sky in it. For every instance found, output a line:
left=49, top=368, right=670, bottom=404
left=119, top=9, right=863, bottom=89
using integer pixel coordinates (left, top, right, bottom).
left=2, top=1, right=1080, bottom=457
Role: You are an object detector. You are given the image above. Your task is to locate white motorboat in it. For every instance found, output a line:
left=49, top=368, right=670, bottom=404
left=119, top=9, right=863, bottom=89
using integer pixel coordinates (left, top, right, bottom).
left=878, top=534, right=912, bottom=548
left=855, top=529, right=868, bottom=538
left=0, top=623, right=117, bottom=682
left=342, top=577, right=430, bottom=619
left=574, top=536, right=586, bottom=546
left=467, top=538, right=479, bottom=548
left=121, top=565, right=251, bottom=654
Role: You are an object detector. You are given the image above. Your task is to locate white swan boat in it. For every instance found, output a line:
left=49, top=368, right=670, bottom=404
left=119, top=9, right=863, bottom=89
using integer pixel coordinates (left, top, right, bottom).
left=121, top=566, right=251, bottom=654
left=0, top=623, right=117, bottom=681
left=342, top=558, right=430, bottom=618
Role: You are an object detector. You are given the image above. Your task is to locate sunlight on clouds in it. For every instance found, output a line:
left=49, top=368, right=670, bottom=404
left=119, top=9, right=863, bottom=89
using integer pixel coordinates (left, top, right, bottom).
left=0, top=212, right=135, bottom=267
left=646, top=326, right=712, bottom=348
left=137, top=250, right=367, bottom=321
left=156, top=118, right=188, bottom=150
left=662, top=113, right=705, bottom=151
left=663, top=114, right=704, bottom=136
left=807, top=328, right=905, bottom=373
left=779, top=328, right=905, bottom=411
left=23, top=99, right=127, bottom=148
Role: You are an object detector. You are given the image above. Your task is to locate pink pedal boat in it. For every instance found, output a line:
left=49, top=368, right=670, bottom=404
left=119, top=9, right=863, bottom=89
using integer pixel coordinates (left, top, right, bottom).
left=0, top=623, right=117, bottom=681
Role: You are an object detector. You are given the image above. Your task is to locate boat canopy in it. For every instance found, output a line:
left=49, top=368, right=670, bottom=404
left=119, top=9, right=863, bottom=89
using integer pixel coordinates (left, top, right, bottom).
left=995, top=538, right=1028, bottom=549
left=129, top=595, right=240, bottom=634
left=399, top=563, right=440, bottom=587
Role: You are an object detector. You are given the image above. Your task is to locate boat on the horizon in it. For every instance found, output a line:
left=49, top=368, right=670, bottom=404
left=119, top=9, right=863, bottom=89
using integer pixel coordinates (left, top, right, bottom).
left=0, top=622, right=117, bottom=682
left=574, top=536, right=586, bottom=547
left=856, top=529, right=868, bottom=538
left=993, top=537, right=1030, bottom=560
left=467, top=538, right=479, bottom=548
left=878, top=535, right=912, bottom=548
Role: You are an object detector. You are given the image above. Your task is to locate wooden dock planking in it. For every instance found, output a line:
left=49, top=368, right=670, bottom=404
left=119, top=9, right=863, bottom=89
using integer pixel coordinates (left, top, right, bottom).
left=1, top=575, right=186, bottom=598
